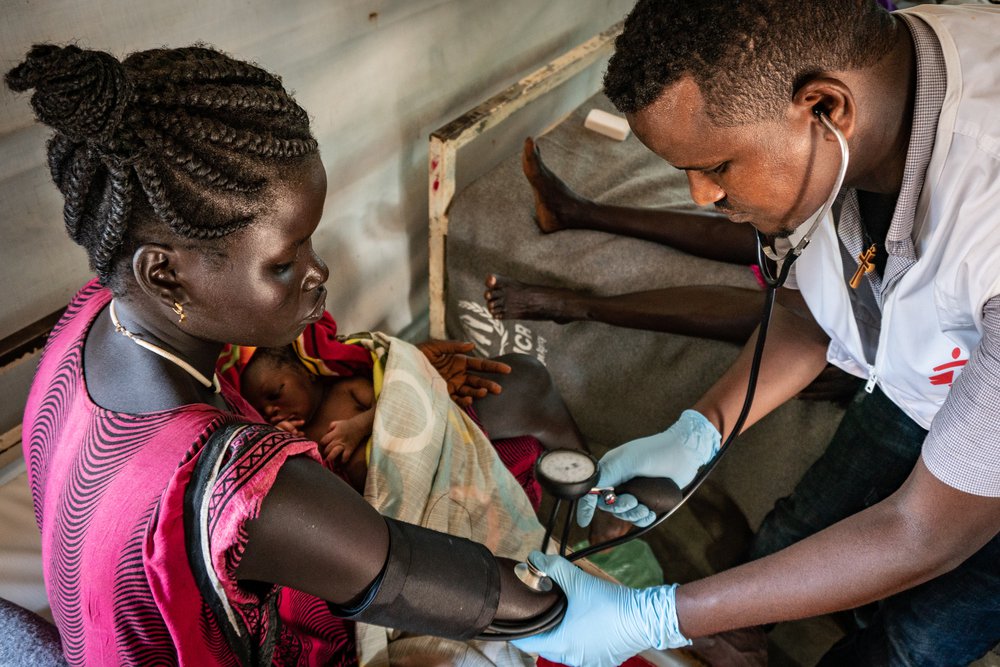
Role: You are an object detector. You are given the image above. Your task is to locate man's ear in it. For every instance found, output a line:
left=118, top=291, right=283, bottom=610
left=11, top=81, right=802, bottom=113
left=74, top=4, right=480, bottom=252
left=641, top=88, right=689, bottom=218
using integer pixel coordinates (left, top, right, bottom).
left=132, top=243, right=187, bottom=310
left=792, top=76, right=857, bottom=142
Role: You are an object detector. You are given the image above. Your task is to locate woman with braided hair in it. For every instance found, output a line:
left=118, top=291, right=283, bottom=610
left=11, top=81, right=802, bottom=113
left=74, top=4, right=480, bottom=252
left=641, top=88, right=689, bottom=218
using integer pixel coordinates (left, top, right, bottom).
left=8, top=44, right=560, bottom=666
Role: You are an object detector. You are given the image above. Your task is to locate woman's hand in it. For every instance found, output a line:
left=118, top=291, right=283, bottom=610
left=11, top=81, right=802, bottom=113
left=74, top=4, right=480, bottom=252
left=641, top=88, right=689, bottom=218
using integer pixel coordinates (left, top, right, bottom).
left=416, top=339, right=511, bottom=407
left=588, top=510, right=634, bottom=552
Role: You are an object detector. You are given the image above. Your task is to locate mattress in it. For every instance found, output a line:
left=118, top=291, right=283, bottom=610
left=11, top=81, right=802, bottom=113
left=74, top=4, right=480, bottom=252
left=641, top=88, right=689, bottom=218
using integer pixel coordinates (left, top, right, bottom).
left=444, top=93, right=847, bottom=552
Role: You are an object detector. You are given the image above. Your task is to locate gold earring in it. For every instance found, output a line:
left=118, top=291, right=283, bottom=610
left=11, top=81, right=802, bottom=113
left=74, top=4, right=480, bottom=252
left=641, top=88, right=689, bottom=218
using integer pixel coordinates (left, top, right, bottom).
left=172, top=302, right=186, bottom=323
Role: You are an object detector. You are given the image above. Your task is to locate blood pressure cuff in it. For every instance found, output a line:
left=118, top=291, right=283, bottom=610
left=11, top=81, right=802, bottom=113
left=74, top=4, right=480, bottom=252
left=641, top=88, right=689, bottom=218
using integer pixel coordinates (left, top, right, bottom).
left=329, top=517, right=500, bottom=640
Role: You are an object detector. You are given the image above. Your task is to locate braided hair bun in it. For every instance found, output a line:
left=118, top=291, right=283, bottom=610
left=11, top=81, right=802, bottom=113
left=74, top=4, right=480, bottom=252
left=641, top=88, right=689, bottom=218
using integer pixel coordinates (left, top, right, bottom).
left=6, top=43, right=318, bottom=291
left=6, top=45, right=132, bottom=154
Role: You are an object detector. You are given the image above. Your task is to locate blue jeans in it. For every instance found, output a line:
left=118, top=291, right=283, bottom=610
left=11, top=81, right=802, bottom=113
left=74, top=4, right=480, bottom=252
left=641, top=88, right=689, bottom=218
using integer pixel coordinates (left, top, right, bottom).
left=750, top=387, right=1000, bottom=666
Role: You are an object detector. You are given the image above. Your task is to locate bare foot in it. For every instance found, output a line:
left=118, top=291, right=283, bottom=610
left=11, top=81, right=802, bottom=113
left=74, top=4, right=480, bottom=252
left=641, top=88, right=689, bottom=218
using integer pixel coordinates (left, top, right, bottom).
left=484, top=274, right=583, bottom=323
left=521, top=137, right=588, bottom=234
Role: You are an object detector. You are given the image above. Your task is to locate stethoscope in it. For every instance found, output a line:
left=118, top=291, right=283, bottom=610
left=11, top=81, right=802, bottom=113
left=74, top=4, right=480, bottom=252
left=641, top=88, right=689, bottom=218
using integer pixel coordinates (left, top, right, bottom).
left=756, top=111, right=850, bottom=288
left=477, top=111, right=850, bottom=641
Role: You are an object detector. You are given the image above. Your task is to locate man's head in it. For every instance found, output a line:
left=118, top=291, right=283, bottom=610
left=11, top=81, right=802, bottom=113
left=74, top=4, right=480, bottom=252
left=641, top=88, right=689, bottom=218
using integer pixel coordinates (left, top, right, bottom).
left=605, top=0, right=894, bottom=125
left=605, top=0, right=897, bottom=236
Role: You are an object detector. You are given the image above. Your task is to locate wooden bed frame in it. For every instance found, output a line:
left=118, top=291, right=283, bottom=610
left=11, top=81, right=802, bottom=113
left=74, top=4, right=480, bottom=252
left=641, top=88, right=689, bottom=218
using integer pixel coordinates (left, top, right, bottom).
left=420, top=22, right=701, bottom=617
left=427, top=21, right=623, bottom=339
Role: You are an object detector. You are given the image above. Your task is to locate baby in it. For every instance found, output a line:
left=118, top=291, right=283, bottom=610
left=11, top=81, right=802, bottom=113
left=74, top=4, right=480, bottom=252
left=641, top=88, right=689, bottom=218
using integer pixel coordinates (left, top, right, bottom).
left=233, top=315, right=632, bottom=545
left=240, top=344, right=373, bottom=491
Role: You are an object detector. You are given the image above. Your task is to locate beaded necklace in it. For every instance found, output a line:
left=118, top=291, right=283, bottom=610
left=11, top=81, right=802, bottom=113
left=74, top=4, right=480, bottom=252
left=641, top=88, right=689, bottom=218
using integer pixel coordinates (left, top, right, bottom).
left=109, top=300, right=221, bottom=393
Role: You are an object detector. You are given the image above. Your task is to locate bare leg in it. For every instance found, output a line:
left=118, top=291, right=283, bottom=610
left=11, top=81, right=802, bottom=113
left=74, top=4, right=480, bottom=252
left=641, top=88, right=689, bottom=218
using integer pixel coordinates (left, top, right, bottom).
left=483, top=275, right=862, bottom=403
left=523, top=137, right=758, bottom=265
left=473, top=353, right=587, bottom=451
left=485, top=274, right=764, bottom=345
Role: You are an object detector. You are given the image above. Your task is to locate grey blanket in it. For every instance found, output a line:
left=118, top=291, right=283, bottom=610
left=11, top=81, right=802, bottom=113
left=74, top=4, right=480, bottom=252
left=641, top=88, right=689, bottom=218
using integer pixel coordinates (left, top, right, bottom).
left=444, top=93, right=845, bottom=557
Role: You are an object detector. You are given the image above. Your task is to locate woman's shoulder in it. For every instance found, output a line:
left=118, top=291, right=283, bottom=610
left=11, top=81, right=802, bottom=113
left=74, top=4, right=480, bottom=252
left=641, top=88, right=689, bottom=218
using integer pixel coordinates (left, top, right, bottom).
left=156, top=419, right=323, bottom=610
left=25, top=280, right=110, bottom=426
left=43, top=279, right=110, bottom=358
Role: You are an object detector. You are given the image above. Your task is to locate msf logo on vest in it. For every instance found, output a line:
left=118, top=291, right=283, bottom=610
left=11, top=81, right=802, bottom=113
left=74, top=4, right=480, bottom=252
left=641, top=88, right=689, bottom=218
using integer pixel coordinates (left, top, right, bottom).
left=928, top=347, right=968, bottom=388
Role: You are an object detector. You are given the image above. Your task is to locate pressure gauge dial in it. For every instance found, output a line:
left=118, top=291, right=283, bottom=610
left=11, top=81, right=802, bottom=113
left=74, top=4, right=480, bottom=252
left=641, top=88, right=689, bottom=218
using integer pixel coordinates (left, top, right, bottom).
left=535, top=449, right=600, bottom=500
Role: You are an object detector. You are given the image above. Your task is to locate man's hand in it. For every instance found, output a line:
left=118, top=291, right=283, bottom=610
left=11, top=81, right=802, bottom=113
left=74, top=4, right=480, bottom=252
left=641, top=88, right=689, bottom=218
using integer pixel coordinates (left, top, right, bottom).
left=578, top=410, right=720, bottom=528
left=416, top=339, right=512, bottom=406
left=512, top=552, right=690, bottom=667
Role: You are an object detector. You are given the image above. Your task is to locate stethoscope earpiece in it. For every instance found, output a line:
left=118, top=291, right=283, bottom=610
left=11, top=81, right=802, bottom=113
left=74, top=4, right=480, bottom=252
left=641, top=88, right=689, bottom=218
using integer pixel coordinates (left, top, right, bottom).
left=756, top=111, right=850, bottom=288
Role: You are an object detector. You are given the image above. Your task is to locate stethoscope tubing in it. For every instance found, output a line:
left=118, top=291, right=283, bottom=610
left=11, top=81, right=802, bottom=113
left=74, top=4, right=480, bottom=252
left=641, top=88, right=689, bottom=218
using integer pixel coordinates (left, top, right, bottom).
left=757, top=111, right=850, bottom=286
left=569, top=282, right=779, bottom=562
left=572, top=111, right=849, bottom=561
left=478, top=283, right=781, bottom=640
left=477, top=111, right=849, bottom=640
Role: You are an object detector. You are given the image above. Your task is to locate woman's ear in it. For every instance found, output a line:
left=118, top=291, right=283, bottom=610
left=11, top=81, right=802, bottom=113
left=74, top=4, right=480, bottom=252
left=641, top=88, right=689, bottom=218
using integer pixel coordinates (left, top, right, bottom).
left=132, top=243, right=187, bottom=311
left=792, top=76, right=857, bottom=142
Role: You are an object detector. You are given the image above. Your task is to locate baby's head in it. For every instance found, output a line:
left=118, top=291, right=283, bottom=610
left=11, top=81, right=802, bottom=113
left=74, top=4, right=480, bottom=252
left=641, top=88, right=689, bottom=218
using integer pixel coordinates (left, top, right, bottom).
left=240, top=346, right=323, bottom=425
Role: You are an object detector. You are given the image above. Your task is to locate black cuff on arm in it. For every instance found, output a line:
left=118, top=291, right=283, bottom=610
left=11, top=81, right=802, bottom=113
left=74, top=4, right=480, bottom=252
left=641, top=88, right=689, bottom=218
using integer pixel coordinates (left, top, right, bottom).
left=330, top=517, right=500, bottom=640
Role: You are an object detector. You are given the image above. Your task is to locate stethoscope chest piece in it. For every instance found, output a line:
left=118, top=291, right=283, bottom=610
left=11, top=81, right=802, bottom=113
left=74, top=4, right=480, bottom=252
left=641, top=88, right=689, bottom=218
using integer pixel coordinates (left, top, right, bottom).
left=514, top=560, right=553, bottom=592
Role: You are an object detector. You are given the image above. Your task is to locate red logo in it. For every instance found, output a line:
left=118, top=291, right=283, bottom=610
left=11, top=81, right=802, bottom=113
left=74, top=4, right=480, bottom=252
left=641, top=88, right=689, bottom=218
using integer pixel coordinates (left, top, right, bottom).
left=929, top=347, right=967, bottom=387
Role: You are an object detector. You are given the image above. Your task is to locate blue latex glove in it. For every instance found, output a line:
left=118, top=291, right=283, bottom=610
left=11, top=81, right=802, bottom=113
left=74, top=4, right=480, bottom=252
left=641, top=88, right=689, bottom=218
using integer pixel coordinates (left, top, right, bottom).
left=579, top=410, right=721, bottom=528
left=512, top=552, right=690, bottom=667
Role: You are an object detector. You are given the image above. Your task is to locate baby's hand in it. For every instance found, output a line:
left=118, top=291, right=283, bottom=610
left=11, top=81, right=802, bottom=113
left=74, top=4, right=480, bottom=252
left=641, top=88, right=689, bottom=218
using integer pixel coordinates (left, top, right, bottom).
left=272, top=417, right=306, bottom=437
left=319, top=417, right=370, bottom=466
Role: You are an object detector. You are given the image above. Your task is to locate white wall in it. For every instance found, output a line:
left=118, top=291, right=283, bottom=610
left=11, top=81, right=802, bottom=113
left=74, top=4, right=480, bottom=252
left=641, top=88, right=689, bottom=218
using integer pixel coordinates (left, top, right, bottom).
left=0, top=0, right=633, bottom=432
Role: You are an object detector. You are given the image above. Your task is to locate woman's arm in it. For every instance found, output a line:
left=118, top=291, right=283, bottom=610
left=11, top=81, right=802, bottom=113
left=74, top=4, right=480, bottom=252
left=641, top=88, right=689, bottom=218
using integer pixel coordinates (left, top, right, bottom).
left=237, top=457, right=388, bottom=604
left=237, top=456, right=559, bottom=630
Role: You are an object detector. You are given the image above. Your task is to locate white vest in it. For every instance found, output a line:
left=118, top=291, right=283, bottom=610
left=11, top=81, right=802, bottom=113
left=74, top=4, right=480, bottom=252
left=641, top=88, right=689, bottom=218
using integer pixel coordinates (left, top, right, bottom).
left=794, top=5, right=1000, bottom=429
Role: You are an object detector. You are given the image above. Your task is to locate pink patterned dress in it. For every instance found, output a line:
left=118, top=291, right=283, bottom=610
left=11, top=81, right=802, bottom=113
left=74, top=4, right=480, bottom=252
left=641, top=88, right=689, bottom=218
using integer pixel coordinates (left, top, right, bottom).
left=22, top=281, right=357, bottom=666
